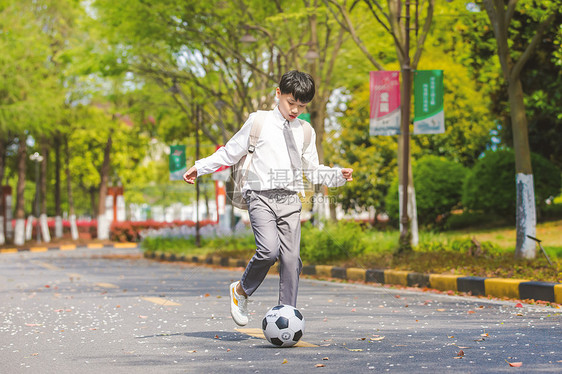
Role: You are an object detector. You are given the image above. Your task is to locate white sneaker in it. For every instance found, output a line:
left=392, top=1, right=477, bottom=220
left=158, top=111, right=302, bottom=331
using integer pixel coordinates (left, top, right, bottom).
left=229, top=281, right=248, bottom=326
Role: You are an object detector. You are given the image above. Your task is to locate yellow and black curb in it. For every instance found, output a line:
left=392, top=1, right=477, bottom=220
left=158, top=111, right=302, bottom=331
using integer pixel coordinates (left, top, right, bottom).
left=0, top=242, right=138, bottom=254
left=144, top=251, right=562, bottom=304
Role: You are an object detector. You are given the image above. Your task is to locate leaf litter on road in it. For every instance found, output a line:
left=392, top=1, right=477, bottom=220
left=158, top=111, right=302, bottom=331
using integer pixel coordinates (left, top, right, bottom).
left=505, top=360, right=523, bottom=367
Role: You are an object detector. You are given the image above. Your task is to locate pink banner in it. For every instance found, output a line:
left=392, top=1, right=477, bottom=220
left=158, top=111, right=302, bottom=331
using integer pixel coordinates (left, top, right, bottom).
left=369, top=71, right=401, bottom=136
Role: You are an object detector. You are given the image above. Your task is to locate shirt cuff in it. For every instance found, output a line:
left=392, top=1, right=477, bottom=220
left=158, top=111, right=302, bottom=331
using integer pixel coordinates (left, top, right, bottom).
left=334, top=167, right=347, bottom=187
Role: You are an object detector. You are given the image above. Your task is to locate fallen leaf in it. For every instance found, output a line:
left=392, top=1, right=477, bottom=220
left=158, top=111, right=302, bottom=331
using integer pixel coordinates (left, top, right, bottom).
left=370, top=336, right=385, bottom=341
left=437, top=309, right=446, bottom=312
left=282, top=359, right=288, bottom=364
left=315, top=364, right=325, bottom=367
left=227, top=349, right=231, bottom=352
left=25, top=323, right=41, bottom=327
left=481, top=333, right=489, bottom=337
left=467, top=310, right=476, bottom=314
left=214, top=335, right=220, bottom=339
left=515, top=303, right=523, bottom=308
left=453, top=356, right=463, bottom=360
left=346, top=348, right=363, bottom=352
left=457, top=350, right=465, bottom=357
left=204, top=293, right=210, bottom=297
left=505, top=360, right=522, bottom=367
left=188, top=350, right=196, bottom=353
left=138, top=315, right=148, bottom=319
left=322, top=357, right=329, bottom=360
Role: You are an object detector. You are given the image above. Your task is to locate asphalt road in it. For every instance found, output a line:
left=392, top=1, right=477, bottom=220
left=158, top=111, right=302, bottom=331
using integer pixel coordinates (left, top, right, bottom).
left=0, top=247, right=560, bottom=373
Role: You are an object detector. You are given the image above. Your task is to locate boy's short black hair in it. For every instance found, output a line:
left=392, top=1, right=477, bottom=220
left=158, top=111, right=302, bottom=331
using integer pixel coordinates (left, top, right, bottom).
left=278, top=70, right=315, bottom=103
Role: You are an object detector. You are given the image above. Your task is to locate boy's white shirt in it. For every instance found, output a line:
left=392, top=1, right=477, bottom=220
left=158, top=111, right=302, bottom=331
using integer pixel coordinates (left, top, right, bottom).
left=194, top=106, right=347, bottom=196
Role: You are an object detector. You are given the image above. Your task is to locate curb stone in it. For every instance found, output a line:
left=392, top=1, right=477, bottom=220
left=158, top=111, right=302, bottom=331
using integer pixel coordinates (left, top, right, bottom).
left=0, top=242, right=138, bottom=254
left=144, top=251, right=562, bottom=305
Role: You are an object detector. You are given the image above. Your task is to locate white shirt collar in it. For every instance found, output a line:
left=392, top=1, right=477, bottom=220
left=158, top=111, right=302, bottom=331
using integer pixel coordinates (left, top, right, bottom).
left=273, top=105, right=299, bottom=125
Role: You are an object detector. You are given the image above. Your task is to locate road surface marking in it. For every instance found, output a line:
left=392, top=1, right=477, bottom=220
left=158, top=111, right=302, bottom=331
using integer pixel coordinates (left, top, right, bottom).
left=235, top=328, right=317, bottom=347
left=32, top=261, right=61, bottom=271
left=141, top=297, right=181, bottom=306
left=95, top=282, right=119, bottom=289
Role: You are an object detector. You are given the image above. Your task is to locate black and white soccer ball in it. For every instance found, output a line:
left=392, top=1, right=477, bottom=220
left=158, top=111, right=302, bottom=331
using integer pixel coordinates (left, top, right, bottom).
left=262, top=305, right=305, bottom=347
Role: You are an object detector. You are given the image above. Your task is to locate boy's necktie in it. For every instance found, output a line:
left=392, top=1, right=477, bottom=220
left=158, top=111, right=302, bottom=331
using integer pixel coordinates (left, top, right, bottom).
left=283, top=120, right=302, bottom=171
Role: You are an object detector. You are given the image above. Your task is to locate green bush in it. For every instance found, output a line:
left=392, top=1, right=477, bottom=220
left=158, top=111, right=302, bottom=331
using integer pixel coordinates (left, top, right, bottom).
left=417, top=237, right=500, bottom=254
left=300, top=221, right=368, bottom=264
left=141, top=233, right=256, bottom=256
left=463, top=149, right=561, bottom=218
left=385, top=156, right=467, bottom=227
left=542, top=203, right=562, bottom=220
left=443, top=211, right=509, bottom=230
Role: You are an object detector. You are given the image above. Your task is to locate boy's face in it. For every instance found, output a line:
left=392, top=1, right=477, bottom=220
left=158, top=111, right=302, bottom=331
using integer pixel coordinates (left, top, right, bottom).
left=276, top=88, right=308, bottom=121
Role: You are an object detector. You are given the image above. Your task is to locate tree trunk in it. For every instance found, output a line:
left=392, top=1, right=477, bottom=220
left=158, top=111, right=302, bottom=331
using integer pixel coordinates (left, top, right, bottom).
left=54, top=136, right=63, bottom=238
left=65, top=138, right=78, bottom=240
left=398, top=134, right=419, bottom=247
left=97, top=134, right=112, bottom=240
left=40, top=143, right=51, bottom=242
left=0, top=139, right=5, bottom=245
left=509, top=78, right=536, bottom=259
left=14, top=136, right=27, bottom=246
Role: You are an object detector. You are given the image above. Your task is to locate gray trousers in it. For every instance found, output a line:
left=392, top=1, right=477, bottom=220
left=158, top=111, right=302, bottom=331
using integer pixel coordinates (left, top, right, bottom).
left=240, top=190, right=303, bottom=307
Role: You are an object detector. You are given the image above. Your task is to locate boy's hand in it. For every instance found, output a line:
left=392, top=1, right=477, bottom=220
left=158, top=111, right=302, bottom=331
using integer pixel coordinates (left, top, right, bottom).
left=341, top=168, right=353, bottom=181
left=183, top=166, right=198, bottom=184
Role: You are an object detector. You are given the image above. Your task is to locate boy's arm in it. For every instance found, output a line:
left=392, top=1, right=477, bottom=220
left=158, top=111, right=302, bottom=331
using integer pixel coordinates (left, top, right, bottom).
left=302, top=129, right=353, bottom=187
left=186, top=113, right=256, bottom=181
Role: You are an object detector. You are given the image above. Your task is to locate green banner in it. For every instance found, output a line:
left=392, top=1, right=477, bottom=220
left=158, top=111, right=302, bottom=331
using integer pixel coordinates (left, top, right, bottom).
left=413, top=70, right=445, bottom=135
left=169, top=145, right=187, bottom=181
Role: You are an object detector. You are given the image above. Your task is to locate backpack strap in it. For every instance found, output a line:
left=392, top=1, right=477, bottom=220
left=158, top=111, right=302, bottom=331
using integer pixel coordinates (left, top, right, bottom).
left=299, top=119, right=313, bottom=153
left=240, top=111, right=267, bottom=174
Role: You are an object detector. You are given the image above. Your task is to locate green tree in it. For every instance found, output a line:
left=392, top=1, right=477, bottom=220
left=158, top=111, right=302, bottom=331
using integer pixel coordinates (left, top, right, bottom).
left=0, top=0, right=65, bottom=245
left=463, top=149, right=561, bottom=220
left=386, top=155, right=467, bottom=227
left=482, top=0, right=560, bottom=258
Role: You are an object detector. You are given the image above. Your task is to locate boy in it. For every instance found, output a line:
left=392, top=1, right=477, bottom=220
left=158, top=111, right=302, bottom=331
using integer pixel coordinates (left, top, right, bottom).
left=183, top=70, right=353, bottom=326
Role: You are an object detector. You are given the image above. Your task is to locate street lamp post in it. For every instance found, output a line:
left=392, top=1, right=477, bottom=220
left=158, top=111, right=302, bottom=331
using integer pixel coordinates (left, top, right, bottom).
left=29, top=152, right=43, bottom=243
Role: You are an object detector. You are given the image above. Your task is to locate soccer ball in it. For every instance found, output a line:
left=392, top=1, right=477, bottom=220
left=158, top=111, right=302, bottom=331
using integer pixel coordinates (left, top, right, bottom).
left=262, top=305, right=305, bottom=347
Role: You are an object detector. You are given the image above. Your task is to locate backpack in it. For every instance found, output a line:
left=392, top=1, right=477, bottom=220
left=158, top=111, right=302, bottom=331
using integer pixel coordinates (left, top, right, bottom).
left=230, top=110, right=313, bottom=210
